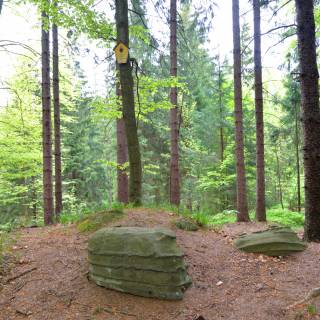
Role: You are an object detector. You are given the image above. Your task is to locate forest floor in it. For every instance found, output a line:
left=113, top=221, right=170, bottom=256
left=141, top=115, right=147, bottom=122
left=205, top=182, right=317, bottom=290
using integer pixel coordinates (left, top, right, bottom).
left=0, top=208, right=320, bottom=320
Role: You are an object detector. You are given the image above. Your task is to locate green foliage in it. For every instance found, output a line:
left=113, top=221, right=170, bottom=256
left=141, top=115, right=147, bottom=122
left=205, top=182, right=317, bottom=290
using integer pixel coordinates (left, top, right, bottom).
left=92, top=76, right=187, bottom=123
left=0, top=60, right=42, bottom=223
left=91, top=96, right=122, bottom=120
left=191, top=212, right=212, bottom=227
left=63, top=92, right=116, bottom=212
left=208, top=211, right=238, bottom=226
left=192, top=207, right=304, bottom=229
left=0, top=223, right=15, bottom=233
left=20, top=0, right=114, bottom=43
left=1, top=0, right=308, bottom=226
left=266, top=207, right=304, bottom=228
left=307, top=304, right=317, bottom=316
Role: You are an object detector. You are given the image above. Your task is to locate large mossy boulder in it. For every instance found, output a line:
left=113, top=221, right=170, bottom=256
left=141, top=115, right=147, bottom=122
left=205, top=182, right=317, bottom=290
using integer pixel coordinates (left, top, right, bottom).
left=234, top=226, right=307, bottom=256
left=88, top=227, right=192, bottom=300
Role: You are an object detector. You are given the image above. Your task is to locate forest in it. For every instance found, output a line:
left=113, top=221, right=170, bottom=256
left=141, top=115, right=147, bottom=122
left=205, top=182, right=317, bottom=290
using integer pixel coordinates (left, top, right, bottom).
left=1, top=0, right=320, bottom=319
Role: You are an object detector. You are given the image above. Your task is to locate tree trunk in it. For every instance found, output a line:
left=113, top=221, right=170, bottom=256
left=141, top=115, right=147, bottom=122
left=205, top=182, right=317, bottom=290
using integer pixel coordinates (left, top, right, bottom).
left=294, top=102, right=301, bottom=212
left=169, top=0, right=180, bottom=206
left=275, top=148, right=284, bottom=210
left=41, top=8, right=54, bottom=225
left=32, top=179, right=37, bottom=220
left=253, top=0, right=266, bottom=221
left=218, top=59, right=224, bottom=162
left=0, top=0, right=3, bottom=14
left=115, top=0, right=142, bottom=205
left=295, top=0, right=320, bottom=241
left=52, top=19, right=63, bottom=217
left=232, top=0, right=249, bottom=222
left=116, top=82, right=129, bottom=204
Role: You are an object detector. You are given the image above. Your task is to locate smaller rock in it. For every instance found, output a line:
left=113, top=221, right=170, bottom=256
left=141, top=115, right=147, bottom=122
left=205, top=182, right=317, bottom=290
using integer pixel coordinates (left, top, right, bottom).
left=306, top=288, right=320, bottom=299
left=216, top=281, right=223, bottom=286
left=234, top=226, right=306, bottom=256
left=258, top=255, right=267, bottom=263
left=16, top=308, right=32, bottom=316
left=175, top=218, right=199, bottom=231
left=255, top=283, right=265, bottom=292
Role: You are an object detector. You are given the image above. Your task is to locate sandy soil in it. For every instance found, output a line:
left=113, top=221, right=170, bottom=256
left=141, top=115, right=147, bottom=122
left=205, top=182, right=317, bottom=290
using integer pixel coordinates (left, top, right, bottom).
left=0, top=208, right=320, bottom=320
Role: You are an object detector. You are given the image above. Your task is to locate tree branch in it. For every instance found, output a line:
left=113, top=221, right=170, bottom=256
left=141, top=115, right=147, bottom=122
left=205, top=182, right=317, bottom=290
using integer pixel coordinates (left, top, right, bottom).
left=264, top=31, right=296, bottom=54
left=268, top=0, right=293, bottom=22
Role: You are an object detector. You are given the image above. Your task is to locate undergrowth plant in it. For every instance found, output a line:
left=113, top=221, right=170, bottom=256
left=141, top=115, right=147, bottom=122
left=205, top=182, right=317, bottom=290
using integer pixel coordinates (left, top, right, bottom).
left=145, top=203, right=304, bottom=229
left=190, top=207, right=304, bottom=229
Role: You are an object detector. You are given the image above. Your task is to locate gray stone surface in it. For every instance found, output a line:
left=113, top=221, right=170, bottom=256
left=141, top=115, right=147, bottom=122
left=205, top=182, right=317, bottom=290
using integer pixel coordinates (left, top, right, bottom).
left=88, top=227, right=183, bottom=257
left=88, top=227, right=192, bottom=300
left=234, top=226, right=307, bottom=256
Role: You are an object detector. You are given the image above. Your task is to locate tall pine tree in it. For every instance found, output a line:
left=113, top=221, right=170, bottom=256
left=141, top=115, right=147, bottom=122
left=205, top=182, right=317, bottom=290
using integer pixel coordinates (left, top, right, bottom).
left=295, top=0, right=320, bottom=241
left=169, top=0, right=180, bottom=206
left=41, top=5, right=54, bottom=224
left=253, top=0, right=266, bottom=221
left=52, top=5, right=63, bottom=217
left=115, top=0, right=142, bottom=205
left=232, top=0, right=249, bottom=221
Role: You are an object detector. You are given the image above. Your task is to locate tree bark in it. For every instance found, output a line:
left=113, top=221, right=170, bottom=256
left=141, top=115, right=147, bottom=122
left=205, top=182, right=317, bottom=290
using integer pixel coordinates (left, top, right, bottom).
left=253, top=0, right=266, bottom=221
left=275, top=148, right=284, bottom=210
left=41, top=8, right=54, bottom=225
left=232, top=0, right=249, bottom=222
left=116, top=81, right=129, bottom=204
left=0, top=0, right=3, bottom=14
left=294, top=102, right=301, bottom=212
left=52, top=19, right=63, bottom=217
left=169, top=0, right=180, bottom=206
left=218, top=59, right=224, bottom=162
left=115, top=0, right=142, bottom=205
left=295, top=0, right=320, bottom=241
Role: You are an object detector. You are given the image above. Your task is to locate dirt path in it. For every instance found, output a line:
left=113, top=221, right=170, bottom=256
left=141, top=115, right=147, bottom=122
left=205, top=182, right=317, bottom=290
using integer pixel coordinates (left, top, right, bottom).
left=0, top=208, right=319, bottom=320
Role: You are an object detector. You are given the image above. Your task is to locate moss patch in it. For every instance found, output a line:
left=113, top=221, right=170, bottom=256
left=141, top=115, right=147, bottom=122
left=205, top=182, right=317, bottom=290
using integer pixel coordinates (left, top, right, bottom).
left=77, top=209, right=124, bottom=233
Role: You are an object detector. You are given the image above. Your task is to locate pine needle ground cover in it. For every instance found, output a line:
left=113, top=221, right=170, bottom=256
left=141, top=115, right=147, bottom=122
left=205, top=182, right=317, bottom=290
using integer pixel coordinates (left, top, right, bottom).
left=1, top=208, right=319, bottom=320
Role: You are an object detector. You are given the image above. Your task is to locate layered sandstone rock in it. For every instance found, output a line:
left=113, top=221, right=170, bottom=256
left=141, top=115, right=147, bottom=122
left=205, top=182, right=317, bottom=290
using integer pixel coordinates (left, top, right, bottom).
left=88, top=227, right=191, bottom=300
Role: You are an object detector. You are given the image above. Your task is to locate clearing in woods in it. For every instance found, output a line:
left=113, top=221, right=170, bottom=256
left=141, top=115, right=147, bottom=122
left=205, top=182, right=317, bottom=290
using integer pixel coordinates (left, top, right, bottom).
left=0, top=208, right=319, bottom=320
